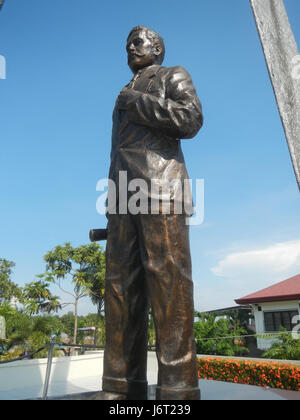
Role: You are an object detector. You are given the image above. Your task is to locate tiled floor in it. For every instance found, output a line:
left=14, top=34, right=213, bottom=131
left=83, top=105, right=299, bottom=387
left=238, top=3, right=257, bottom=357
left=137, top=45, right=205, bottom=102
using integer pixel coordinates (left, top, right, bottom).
left=197, top=380, right=300, bottom=401
left=47, top=379, right=300, bottom=401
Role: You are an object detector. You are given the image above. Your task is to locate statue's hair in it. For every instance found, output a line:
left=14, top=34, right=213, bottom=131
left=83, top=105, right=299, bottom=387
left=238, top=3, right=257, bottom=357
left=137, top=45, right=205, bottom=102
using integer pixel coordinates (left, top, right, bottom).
left=127, top=26, right=165, bottom=64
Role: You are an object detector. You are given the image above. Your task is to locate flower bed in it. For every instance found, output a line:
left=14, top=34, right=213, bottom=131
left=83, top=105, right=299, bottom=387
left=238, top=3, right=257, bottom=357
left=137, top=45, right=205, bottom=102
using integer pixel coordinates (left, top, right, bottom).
left=198, top=357, right=300, bottom=391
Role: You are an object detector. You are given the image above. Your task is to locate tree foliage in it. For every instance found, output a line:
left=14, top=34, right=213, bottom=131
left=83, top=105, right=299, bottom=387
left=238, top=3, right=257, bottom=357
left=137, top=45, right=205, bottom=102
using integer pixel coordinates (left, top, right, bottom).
left=39, top=242, right=106, bottom=343
left=0, top=304, right=32, bottom=351
left=0, top=242, right=106, bottom=353
left=0, top=305, right=64, bottom=361
left=0, top=259, right=22, bottom=304
left=194, top=314, right=249, bottom=357
left=23, top=280, right=62, bottom=315
left=262, top=328, right=300, bottom=360
left=60, top=311, right=105, bottom=346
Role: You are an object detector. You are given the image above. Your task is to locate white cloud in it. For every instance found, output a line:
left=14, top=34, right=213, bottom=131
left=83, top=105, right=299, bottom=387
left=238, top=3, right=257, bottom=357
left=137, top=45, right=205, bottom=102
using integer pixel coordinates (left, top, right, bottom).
left=211, top=240, right=300, bottom=282
left=194, top=240, right=300, bottom=312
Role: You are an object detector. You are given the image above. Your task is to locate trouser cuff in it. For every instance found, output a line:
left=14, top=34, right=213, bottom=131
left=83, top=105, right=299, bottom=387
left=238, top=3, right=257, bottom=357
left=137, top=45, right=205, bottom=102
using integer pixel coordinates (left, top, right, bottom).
left=102, top=376, right=148, bottom=399
left=156, top=386, right=201, bottom=400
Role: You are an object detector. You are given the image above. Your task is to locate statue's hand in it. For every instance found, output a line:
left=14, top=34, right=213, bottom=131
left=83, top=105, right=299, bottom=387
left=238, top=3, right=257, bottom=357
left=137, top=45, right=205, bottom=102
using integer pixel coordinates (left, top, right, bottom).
left=117, top=88, right=139, bottom=110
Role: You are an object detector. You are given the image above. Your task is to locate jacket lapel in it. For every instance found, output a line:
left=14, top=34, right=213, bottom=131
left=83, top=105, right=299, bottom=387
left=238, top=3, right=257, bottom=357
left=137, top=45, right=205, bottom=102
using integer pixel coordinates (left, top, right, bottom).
left=131, top=65, right=162, bottom=93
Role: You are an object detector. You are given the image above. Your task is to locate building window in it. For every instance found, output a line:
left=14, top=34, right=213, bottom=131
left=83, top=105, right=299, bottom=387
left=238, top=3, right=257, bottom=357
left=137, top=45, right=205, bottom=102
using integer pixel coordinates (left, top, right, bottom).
left=264, top=310, right=299, bottom=332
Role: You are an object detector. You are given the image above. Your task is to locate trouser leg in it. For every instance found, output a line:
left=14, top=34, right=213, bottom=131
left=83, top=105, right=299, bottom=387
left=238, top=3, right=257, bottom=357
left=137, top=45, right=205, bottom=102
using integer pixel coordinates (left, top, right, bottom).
left=138, top=214, right=200, bottom=400
left=102, top=214, right=149, bottom=398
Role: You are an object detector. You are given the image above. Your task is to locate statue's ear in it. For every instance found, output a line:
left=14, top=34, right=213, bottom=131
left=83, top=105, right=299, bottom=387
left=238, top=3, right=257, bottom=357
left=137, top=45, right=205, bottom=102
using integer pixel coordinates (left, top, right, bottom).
left=154, top=43, right=163, bottom=57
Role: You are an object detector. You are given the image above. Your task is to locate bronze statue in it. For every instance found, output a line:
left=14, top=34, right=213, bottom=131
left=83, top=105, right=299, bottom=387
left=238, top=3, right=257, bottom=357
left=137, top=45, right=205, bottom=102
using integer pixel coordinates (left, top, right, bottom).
left=99, top=26, right=203, bottom=400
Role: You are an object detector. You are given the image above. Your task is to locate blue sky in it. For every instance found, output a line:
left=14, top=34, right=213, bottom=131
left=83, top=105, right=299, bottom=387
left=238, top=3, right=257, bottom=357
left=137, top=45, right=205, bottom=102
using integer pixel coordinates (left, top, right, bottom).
left=0, top=0, right=300, bottom=314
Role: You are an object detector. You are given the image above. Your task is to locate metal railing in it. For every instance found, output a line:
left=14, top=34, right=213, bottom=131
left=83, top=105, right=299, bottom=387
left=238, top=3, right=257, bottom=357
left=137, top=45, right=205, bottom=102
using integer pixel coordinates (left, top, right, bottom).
left=42, top=340, right=105, bottom=400
left=0, top=345, right=49, bottom=364
left=195, top=331, right=300, bottom=341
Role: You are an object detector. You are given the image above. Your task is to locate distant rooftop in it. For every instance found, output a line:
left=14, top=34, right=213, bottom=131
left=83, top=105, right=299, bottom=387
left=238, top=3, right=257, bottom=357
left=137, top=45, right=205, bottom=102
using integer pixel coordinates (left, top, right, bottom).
left=198, top=305, right=250, bottom=314
left=235, top=274, right=300, bottom=304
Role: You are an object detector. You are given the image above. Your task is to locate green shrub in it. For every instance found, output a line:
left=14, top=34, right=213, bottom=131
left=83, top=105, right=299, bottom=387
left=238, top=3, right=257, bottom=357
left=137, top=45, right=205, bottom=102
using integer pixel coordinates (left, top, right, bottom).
left=262, top=329, right=300, bottom=360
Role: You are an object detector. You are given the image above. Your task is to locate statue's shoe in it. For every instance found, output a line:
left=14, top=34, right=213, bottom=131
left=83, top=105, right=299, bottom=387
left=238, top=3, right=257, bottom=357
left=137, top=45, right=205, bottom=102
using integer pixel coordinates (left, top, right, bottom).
left=87, top=391, right=128, bottom=400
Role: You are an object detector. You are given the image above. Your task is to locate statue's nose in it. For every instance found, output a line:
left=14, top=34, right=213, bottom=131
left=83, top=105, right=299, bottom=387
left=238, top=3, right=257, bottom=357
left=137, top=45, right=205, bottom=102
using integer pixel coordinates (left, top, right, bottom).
left=128, top=43, right=135, bottom=53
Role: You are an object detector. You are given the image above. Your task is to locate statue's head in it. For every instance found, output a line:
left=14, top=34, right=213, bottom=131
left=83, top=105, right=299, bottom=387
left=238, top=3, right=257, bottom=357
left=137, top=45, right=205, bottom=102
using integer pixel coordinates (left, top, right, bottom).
left=126, top=26, right=165, bottom=73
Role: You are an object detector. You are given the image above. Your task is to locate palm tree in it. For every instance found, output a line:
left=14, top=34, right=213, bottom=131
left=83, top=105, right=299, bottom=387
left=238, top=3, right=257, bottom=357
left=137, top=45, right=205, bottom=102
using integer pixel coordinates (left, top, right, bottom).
left=23, top=280, right=62, bottom=315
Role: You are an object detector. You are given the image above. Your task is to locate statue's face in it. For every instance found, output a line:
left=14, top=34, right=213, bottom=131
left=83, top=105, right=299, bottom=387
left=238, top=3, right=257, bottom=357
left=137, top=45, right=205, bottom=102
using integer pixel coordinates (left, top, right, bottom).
left=127, top=30, right=158, bottom=73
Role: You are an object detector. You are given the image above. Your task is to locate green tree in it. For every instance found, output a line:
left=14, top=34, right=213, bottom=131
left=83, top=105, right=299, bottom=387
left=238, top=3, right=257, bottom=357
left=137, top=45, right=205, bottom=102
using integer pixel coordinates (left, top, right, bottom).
left=0, top=259, right=22, bottom=304
left=59, top=312, right=106, bottom=347
left=73, top=243, right=106, bottom=318
left=60, top=311, right=76, bottom=338
left=27, top=316, right=63, bottom=358
left=40, top=242, right=106, bottom=344
left=194, top=314, right=249, bottom=357
left=23, top=280, right=62, bottom=315
left=219, top=308, right=253, bottom=332
left=0, top=304, right=64, bottom=361
left=79, top=313, right=105, bottom=346
left=0, top=304, right=33, bottom=356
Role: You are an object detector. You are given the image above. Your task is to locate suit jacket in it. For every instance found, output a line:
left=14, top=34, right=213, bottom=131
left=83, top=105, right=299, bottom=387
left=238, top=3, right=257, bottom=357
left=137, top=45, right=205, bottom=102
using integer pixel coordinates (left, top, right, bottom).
left=107, top=64, right=203, bottom=214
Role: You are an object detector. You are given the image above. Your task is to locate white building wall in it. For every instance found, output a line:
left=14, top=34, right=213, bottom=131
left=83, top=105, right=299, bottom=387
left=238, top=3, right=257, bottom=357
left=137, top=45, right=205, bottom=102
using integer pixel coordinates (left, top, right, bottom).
left=252, top=300, right=300, bottom=350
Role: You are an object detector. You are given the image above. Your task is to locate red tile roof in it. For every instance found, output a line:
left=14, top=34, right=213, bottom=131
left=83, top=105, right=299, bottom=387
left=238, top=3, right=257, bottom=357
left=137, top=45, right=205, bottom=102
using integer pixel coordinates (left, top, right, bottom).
left=235, top=274, right=300, bottom=304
